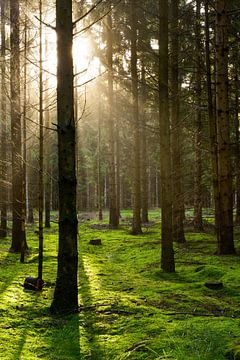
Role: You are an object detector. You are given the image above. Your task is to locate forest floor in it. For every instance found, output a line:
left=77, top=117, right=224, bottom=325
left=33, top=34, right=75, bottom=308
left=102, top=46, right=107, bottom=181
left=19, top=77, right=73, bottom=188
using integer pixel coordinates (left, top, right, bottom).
left=0, top=209, right=240, bottom=359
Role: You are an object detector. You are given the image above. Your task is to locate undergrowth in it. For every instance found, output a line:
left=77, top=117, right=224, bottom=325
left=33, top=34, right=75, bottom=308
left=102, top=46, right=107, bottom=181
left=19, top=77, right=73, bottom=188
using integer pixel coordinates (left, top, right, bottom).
left=0, top=209, right=240, bottom=359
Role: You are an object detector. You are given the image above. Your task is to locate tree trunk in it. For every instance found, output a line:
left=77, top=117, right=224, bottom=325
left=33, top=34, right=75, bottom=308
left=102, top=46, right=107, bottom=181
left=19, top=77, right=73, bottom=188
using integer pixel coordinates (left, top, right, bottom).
left=140, top=65, right=149, bottom=223
left=44, top=39, right=51, bottom=228
left=205, top=0, right=220, bottom=240
left=131, top=0, right=142, bottom=235
left=38, top=0, right=44, bottom=284
left=193, top=0, right=203, bottom=231
left=159, top=0, right=175, bottom=272
left=97, top=96, right=103, bottom=221
left=215, top=0, right=235, bottom=254
left=234, top=71, right=240, bottom=224
left=0, top=0, right=7, bottom=238
left=50, top=0, right=78, bottom=314
left=170, top=0, right=185, bottom=243
left=10, top=0, right=27, bottom=253
left=106, top=12, right=118, bottom=228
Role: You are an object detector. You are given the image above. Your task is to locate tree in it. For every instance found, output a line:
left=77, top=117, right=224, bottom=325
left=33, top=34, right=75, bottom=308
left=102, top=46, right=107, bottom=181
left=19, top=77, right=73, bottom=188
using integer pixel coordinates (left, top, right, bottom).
left=10, top=0, right=27, bottom=253
left=159, top=0, right=175, bottom=272
left=131, top=0, right=142, bottom=235
left=50, top=0, right=78, bottom=314
left=170, top=0, right=185, bottom=243
left=215, top=0, right=235, bottom=254
left=106, top=10, right=119, bottom=228
left=0, top=0, right=7, bottom=238
left=193, top=0, right=203, bottom=231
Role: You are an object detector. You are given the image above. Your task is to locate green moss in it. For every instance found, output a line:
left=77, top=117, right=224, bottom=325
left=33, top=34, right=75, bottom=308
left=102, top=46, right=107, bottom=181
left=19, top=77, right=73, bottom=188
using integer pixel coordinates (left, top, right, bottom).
left=0, top=210, right=240, bottom=359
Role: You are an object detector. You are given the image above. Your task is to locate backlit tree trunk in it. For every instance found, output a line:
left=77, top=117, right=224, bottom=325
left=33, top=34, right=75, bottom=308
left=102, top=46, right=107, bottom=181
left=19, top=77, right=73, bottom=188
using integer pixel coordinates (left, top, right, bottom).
left=10, top=0, right=27, bottom=253
left=106, top=11, right=118, bottom=228
left=50, top=0, right=78, bottom=314
left=159, top=0, right=175, bottom=272
left=0, top=0, right=7, bottom=238
left=131, top=0, right=142, bottom=235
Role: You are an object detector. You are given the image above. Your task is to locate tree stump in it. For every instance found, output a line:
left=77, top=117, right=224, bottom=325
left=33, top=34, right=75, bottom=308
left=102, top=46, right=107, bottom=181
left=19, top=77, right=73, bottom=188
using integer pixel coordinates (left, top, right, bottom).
left=204, top=281, right=223, bottom=290
left=89, top=239, right=102, bottom=246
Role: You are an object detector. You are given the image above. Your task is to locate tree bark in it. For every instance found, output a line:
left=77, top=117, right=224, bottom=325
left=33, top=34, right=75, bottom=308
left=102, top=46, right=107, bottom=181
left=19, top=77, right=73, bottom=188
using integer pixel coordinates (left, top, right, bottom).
left=106, top=11, right=118, bottom=228
left=215, top=0, right=235, bottom=254
left=204, top=0, right=220, bottom=240
left=10, top=0, right=27, bottom=253
left=50, top=0, right=78, bottom=314
left=193, top=0, right=203, bottom=231
left=0, top=0, right=7, bottom=238
left=140, top=64, right=149, bottom=223
left=131, top=0, right=142, bottom=235
left=159, top=0, right=175, bottom=272
left=234, top=71, right=240, bottom=225
left=170, top=0, right=185, bottom=242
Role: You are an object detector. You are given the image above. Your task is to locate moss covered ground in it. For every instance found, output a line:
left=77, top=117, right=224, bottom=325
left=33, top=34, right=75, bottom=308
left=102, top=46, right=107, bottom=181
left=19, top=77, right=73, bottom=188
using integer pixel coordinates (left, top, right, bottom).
left=0, top=209, right=240, bottom=359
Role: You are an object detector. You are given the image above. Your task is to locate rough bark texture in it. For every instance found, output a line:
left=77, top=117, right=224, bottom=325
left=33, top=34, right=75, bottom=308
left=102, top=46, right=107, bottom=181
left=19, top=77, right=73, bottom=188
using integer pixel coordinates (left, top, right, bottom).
left=215, top=0, right=235, bottom=254
left=131, top=0, right=142, bottom=235
left=170, top=0, right=185, bottom=243
left=159, top=0, right=175, bottom=272
left=10, top=0, right=27, bottom=252
left=50, top=0, right=78, bottom=314
left=0, top=0, right=7, bottom=238
left=107, top=12, right=118, bottom=228
left=234, top=71, right=240, bottom=225
left=193, top=0, right=203, bottom=231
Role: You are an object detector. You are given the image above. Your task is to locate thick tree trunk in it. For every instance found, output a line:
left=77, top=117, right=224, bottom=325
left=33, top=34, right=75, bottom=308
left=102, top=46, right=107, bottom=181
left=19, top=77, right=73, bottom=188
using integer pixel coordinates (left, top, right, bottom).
left=170, top=0, right=185, bottom=243
left=107, top=12, right=118, bottom=228
left=50, top=0, right=78, bottom=314
left=10, top=0, right=27, bottom=253
left=159, top=0, right=175, bottom=272
left=0, top=0, right=7, bottom=238
left=131, top=0, right=142, bottom=235
left=193, top=0, right=203, bottom=231
left=215, top=0, right=235, bottom=254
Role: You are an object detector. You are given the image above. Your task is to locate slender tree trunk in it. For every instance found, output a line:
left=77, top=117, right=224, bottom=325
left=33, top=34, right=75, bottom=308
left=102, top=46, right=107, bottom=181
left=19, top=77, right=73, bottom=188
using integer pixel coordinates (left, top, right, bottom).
left=0, top=0, right=7, bottom=238
left=116, top=113, right=121, bottom=219
left=193, top=0, right=203, bottom=231
left=234, top=71, right=240, bottom=224
left=131, top=0, right=142, bottom=235
left=38, top=0, right=44, bottom=287
left=44, top=39, right=51, bottom=229
left=10, top=0, right=27, bottom=253
left=159, top=0, right=175, bottom=272
left=97, top=97, right=103, bottom=221
left=50, top=0, right=78, bottom=314
left=106, top=12, right=118, bottom=228
left=205, top=0, right=220, bottom=239
left=170, top=0, right=185, bottom=243
left=215, top=0, right=235, bottom=254
left=140, top=65, right=149, bottom=223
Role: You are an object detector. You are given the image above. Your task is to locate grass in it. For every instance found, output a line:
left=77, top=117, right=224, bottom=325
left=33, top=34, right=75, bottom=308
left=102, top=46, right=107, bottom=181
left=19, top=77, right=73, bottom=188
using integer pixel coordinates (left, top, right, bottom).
left=0, top=210, right=240, bottom=359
